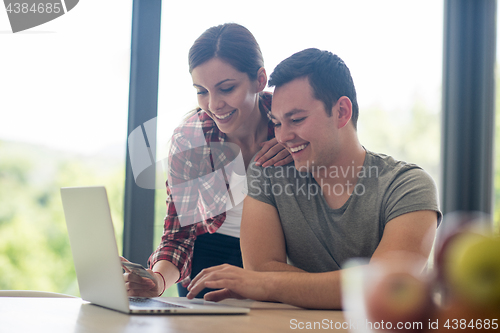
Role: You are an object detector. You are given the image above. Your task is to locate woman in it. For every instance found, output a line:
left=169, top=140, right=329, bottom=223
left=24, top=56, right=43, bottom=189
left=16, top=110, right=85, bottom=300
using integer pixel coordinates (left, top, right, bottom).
left=123, top=23, right=291, bottom=298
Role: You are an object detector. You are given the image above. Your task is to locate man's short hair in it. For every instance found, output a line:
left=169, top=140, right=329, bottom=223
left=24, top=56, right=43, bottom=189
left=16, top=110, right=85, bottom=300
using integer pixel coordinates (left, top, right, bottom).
left=268, top=48, right=359, bottom=129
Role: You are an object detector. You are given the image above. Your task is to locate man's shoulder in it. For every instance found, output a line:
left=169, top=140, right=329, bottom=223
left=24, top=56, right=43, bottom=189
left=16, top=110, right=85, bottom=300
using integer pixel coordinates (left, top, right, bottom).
left=363, top=150, right=438, bottom=198
left=364, top=150, right=426, bottom=177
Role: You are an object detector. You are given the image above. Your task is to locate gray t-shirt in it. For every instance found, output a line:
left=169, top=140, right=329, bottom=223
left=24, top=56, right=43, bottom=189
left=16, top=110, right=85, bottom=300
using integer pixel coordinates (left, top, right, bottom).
left=246, top=150, right=442, bottom=273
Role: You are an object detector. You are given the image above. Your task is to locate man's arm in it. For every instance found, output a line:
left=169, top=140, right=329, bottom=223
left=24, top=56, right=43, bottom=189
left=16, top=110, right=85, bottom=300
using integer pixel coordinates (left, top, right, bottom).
left=240, top=196, right=305, bottom=273
left=370, top=210, right=438, bottom=270
left=187, top=209, right=438, bottom=309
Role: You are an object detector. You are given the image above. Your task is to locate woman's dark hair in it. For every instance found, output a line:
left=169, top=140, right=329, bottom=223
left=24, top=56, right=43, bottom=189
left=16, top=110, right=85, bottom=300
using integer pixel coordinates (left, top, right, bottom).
left=269, top=48, right=359, bottom=129
left=188, top=23, right=264, bottom=80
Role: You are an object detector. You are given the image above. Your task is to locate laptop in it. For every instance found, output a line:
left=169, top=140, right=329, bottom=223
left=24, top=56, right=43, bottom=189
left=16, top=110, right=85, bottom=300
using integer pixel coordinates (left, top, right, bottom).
left=60, top=186, right=249, bottom=314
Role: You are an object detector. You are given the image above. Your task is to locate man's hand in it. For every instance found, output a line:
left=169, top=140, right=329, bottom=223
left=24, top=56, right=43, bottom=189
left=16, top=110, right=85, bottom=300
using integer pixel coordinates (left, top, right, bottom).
left=186, top=264, right=272, bottom=302
left=121, top=257, right=163, bottom=297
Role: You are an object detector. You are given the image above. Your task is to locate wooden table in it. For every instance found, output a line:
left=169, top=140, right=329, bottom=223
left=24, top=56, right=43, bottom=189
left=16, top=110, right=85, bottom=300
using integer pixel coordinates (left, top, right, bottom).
left=0, top=297, right=348, bottom=333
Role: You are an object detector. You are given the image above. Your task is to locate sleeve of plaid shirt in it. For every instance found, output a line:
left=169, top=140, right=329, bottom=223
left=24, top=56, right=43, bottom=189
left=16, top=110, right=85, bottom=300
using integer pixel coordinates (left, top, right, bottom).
left=147, top=182, right=226, bottom=286
left=147, top=112, right=227, bottom=285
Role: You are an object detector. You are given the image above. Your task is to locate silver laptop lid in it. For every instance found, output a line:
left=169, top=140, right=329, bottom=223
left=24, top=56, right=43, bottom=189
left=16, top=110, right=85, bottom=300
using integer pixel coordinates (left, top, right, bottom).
left=61, top=186, right=130, bottom=313
left=61, top=186, right=250, bottom=315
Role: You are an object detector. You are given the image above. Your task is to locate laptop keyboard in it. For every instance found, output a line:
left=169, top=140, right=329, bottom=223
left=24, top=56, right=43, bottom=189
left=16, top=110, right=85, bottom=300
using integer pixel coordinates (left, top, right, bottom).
left=129, top=297, right=186, bottom=309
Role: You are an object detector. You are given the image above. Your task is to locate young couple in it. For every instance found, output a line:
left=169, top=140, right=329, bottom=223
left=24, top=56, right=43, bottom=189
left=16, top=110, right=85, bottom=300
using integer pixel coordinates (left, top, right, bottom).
left=122, top=23, right=441, bottom=309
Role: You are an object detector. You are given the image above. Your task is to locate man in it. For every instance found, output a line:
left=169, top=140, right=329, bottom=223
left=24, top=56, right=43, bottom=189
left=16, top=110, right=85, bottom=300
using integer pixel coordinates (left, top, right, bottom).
left=186, top=48, right=441, bottom=309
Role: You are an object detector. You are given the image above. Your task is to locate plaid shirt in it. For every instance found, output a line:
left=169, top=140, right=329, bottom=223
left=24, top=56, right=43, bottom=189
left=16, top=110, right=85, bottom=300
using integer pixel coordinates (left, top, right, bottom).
left=148, top=92, right=273, bottom=286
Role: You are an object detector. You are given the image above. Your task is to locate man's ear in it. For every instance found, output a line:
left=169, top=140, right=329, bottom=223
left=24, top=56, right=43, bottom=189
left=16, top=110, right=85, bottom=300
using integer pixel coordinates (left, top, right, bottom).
left=256, top=67, right=267, bottom=92
left=335, top=96, right=353, bottom=129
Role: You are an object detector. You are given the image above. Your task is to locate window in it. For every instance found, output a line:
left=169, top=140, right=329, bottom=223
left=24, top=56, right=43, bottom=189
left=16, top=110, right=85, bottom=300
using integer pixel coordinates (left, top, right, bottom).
left=0, top=0, right=132, bottom=295
left=155, top=0, right=443, bottom=292
left=0, top=0, right=449, bottom=296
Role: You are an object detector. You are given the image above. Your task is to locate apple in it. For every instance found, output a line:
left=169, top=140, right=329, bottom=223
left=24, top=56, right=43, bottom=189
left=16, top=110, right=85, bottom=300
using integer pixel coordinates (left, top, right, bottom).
left=366, top=270, right=434, bottom=333
left=434, top=212, right=493, bottom=303
left=443, top=232, right=500, bottom=307
left=435, top=212, right=491, bottom=275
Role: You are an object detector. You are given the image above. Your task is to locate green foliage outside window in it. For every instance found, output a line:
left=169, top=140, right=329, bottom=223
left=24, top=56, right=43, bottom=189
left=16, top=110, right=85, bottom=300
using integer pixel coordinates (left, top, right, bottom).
left=0, top=141, right=124, bottom=296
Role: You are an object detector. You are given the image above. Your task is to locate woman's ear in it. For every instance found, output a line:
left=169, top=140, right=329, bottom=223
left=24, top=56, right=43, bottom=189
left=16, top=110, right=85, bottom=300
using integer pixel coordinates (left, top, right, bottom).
left=256, top=67, right=267, bottom=92
left=336, top=96, right=353, bottom=129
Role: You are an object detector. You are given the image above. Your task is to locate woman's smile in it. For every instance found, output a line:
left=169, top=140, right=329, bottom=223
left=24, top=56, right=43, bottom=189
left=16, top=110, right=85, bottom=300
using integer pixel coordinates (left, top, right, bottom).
left=213, top=109, right=237, bottom=122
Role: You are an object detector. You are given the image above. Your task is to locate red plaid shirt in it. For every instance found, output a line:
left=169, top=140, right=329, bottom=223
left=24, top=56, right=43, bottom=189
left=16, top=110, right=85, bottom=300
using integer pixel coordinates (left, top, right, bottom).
left=148, top=92, right=273, bottom=286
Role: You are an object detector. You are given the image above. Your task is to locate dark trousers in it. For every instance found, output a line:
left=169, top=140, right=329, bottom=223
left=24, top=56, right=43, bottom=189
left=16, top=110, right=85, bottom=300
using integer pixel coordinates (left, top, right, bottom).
left=177, top=232, right=243, bottom=298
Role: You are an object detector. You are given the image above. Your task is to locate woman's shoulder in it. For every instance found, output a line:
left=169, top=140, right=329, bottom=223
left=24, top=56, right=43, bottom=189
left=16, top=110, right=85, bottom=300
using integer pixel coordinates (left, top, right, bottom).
left=171, top=108, right=221, bottom=147
left=175, top=108, right=216, bottom=131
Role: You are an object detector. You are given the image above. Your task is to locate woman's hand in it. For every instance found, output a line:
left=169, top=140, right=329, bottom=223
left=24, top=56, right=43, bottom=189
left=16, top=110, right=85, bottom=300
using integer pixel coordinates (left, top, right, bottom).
left=121, top=257, right=164, bottom=297
left=254, top=138, right=292, bottom=167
